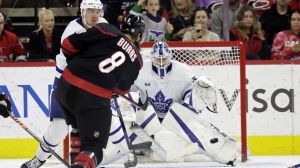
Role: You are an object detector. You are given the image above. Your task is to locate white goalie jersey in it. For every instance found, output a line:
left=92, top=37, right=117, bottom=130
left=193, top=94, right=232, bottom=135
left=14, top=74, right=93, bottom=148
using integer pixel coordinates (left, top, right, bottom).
left=131, top=59, right=197, bottom=118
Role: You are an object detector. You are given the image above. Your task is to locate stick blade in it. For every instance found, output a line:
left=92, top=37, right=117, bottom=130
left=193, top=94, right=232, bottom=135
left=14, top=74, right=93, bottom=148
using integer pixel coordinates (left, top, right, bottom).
left=129, top=141, right=152, bottom=150
left=139, top=95, right=149, bottom=111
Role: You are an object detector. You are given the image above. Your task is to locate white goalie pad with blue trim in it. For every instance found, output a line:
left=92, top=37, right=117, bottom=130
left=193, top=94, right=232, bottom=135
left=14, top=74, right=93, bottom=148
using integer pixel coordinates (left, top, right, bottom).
left=162, top=102, right=241, bottom=165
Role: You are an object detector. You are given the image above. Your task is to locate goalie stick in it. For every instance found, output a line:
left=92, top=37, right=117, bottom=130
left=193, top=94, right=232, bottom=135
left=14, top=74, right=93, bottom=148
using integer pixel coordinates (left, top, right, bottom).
left=9, top=113, right=71, bottom=168
left=130, top=123, right=199, bottom=161
left=113, top=95, right=152, bottom=151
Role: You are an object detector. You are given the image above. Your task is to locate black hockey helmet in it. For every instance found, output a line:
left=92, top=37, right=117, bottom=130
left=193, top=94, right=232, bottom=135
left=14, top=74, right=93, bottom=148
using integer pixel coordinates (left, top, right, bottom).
left=121, top=14, right=146, bottom=43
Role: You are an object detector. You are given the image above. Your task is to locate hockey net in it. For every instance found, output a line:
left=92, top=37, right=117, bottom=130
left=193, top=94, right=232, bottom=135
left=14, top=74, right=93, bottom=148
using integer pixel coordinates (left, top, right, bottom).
left=140, top=41, right=247, bottom=162
left=58, top=41, right=247, bottom=164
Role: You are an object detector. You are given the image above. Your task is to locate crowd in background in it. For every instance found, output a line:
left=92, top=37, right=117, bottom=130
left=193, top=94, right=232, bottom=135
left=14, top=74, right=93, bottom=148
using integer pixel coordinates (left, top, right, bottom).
left=1, top=0, right=300, bottom=61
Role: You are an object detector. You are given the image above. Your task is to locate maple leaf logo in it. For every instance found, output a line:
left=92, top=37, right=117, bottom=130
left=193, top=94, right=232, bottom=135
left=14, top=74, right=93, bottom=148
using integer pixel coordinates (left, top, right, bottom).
left=149, top=91, right=173, bottom=114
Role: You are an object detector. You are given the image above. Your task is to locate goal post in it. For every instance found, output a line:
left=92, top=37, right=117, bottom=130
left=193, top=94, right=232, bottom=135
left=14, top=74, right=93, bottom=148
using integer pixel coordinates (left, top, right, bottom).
left=140, top=41, right=247, bottom=162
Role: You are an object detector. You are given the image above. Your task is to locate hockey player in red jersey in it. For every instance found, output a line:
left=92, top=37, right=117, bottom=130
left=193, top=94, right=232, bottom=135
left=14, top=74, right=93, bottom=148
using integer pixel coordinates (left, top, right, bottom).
left=55, top=14, right=145, bottom=168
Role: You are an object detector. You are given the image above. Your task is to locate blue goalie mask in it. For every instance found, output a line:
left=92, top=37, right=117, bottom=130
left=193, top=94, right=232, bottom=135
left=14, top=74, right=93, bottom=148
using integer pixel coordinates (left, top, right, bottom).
left=151, top=42, right=172, bottom=78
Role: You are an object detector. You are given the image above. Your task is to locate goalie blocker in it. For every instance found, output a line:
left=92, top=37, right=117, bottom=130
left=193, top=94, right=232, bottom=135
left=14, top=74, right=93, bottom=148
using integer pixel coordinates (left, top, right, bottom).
left=162, top=102, right=241, bottom=165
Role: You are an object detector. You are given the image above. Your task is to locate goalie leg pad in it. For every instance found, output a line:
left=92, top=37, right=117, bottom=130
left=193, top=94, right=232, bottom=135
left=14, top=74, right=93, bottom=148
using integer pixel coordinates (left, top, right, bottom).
left=36, top=118, right=69, bottom=161
left=162, top=102, right=241, bottom=165
left=108, top=115, right=130, bottom=155
left=100, top=147, right=123, bottom=166
left=136, top=105, right=162, bottom=136
left=128, top=106, right=161, bottom=145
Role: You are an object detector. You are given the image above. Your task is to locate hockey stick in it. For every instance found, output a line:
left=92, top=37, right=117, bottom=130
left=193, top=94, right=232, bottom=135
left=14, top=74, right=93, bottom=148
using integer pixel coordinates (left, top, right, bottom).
left=119, top=94, right=148, bottom=111
left=112, top=95, right=152, bottom=151
left=130, top=123, right=199, bottom=161
left=9, top=113, right=71, bottom=168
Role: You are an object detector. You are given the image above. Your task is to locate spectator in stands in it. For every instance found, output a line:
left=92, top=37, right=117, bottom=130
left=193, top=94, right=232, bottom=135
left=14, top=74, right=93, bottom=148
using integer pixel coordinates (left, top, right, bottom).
left=0, top=13, right=27, bottom=62
left=183, top=7, right=219, bottom=41
left=28, top=8, right=63, bottom=62
left=0, top=0, right=13, bottom=31
left=271, top=10, right=300, bottom=60
left=211, top=0, right=243, bottom=40
left=169, top=0, right=195, bottom=41
left=104, top=1, right=137, bottom=29
left=130, top=0, right=174, bottom=41
left=230, top=6, right=269, bottom=60
left=259, top=0, right=292, bottom=50
left=123, top=0, right=169, bottom=22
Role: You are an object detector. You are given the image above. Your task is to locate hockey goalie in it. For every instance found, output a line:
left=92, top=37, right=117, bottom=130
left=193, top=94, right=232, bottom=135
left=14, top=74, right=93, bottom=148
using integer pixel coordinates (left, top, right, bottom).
left=104, top=42, right=242, bottom=166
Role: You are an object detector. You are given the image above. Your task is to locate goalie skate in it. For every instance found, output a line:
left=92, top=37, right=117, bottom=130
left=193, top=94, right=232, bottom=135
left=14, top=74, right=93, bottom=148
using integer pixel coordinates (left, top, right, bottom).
left=124, top=151, right=137, bottom=168
left=21, top=156, right=46, bottom=168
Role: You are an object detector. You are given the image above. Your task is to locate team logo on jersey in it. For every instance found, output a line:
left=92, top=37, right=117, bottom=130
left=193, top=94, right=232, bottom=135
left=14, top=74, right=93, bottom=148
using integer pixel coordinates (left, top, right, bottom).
left=247, top=0, right=271, bottom=10
left=94, top=131, right=100, bottom=137
left=149, top=29, right=165, bottom=42
left=206, top=1, right=223, bottom=14
left=149, top=91, right=173, bottom=114
left=192, top=76, right=197, bottom=83
left=285, top=41, right=300, bottom=47
left=145, top=82, right=151, bottom=86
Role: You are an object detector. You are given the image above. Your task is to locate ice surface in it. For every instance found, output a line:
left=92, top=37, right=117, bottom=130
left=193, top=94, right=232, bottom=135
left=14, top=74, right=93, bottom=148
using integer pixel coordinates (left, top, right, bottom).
left=0, top=155, right=299, bottom=168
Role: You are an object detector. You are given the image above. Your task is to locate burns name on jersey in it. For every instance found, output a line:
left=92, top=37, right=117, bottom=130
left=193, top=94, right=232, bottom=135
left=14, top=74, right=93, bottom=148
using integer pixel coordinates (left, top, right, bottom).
left=117, top=37, right=138, bottom=62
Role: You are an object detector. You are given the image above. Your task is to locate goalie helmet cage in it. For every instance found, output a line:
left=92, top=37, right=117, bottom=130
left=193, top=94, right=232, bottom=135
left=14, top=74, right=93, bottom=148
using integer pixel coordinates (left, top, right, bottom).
left=61, top=41, right=247, bottom=163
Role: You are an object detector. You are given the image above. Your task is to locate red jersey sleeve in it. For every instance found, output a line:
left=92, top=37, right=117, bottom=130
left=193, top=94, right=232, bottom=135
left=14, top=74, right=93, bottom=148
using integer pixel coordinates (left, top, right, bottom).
left=10, top=33, right=27, bottom=57
left=270, top=31, right=297, bottom=60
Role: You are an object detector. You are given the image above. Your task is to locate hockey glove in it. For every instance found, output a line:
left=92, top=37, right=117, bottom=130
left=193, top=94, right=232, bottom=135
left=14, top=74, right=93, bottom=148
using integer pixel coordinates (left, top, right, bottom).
left=0, top=94, right=12, bottom=118
left=192, top=76, right=217, bottom=112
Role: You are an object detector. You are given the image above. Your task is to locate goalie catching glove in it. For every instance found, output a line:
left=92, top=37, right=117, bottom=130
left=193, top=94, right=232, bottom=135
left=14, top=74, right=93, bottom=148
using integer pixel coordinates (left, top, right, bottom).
left=0, top=94, right=12, bottom=118
left=192, top=76, right=217, bottom=112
